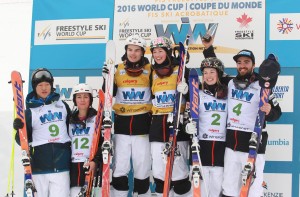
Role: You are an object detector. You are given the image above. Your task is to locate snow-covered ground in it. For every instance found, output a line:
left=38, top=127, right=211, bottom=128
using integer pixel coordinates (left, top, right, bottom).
left=0, top=0, right=32, bottom=196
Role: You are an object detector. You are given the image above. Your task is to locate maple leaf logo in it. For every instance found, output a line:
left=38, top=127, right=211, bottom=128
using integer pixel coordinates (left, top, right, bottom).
left=237, top=13, right=252, bottom=28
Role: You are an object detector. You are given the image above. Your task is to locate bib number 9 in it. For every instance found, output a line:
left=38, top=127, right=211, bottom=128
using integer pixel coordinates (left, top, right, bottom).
left=49, top=124, right=59, bottom=137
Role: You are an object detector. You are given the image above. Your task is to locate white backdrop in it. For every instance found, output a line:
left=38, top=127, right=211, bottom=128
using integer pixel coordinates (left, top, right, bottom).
left=0, top=0, right=32, bottom=196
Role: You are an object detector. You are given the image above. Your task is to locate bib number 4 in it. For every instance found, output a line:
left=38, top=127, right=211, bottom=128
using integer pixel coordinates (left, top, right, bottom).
left=233, top=103, right=242, bottom=116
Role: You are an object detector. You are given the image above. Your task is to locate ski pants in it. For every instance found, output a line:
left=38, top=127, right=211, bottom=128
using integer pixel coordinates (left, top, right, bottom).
left=112, top=134, right=151, bottom=196
left=151, top=141, right=191, bottom=196
left=32, top=171, right=70, bottom=197
left=222, top=148, right=265, bottom=197
left=200, top=166, right=223, bottom=197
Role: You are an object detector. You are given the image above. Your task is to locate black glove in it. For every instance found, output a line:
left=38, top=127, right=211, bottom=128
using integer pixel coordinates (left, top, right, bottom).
left=13, top=118, right=24, bottom=130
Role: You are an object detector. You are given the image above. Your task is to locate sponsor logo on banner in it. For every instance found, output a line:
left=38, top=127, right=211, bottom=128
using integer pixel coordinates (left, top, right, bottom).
left=272, top=76, right=294, bottom=112
left=263, top=173, right=292, bottom=196
left=265, top=124, right=293, bottom=162
left=235, top=13, right=254, bottom=39
left=270, top=13, right=300, bottom=40
left=118, top=19, right=152, bottom=41
left=277, top=18, right=293, bottom=34
left=114, top=0, right=266, bottom=68
left=35, top=18, right=110, bottom=45
left=54, top=77, right=79, bottom=102
left=237, top=13, right=252, bottom=28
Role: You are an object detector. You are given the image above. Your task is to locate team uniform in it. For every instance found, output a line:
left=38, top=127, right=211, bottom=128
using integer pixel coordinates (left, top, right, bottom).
left=185, top=56, right=228, bottom=197
left=15, top=68, right=72, bottom=197
left=222, top=51, right=281, bottom=196
left=150, top=65, right=191, bottom=197
left=28, top=94, right=71, bottom=197
left=149, top=36, right=191, bottom=197
left=110, top=35, right=152, bottom=197
left=112, top=62, right=152, bottom=197
left=69, top=108, right=102, bottom=196
left=197, top=90, right=227, bottom=197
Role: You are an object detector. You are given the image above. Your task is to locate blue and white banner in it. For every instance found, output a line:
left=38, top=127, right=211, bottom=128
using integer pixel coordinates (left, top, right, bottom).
left=113, top=0, right=266, bottom=68
left=34, top=18, right=109, bottom=45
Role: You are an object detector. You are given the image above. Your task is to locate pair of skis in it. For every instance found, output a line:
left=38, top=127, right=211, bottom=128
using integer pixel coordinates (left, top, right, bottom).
left=240, top=54, right=280, bottom=196
left=79, top=40, right=115, bottom=197
left=78, top=90, right=105, bottom=197
left=162, top=35, right=190, bottom=197
left=188, top=68, right=208, bottom=197
left=101, top=40, right=115, bottom=197
left=162, top=38, right=207, bottom=196
left=10, top=71, right=36, bottom=197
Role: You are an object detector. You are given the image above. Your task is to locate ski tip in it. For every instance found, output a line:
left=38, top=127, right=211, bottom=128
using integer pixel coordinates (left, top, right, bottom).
left=189, top=68, right=199, bottom=76
left=106, top=40, right=115, bottom=47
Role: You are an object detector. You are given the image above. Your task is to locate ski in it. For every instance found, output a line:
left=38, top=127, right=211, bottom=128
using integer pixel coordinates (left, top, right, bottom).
left=188, top=68, right=204, bottom=197
left=10, top=71, right=36, bottom=197
left=102, top=40, right=116, bottom=197
left=240, top=54, right=280, bottom=196
left=163, top=35, right=190, bottom=197
left=78, top=90, right=105, bottom=197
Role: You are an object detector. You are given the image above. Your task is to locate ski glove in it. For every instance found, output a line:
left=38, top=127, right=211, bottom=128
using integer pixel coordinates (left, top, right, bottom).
left=13, top=118, right=24, bottom=130
left=177, top=82, right=188, bottom=95
left=185, top=121, right=197, bottom=135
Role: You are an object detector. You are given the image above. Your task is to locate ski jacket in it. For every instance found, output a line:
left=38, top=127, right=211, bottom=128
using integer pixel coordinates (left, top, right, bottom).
left=113, top=63, right=152, bottom=116
left=149, top=65, right=190, bottom=142
left=110, top=60, right=153, bottom=135
left=226, top=73, right=282, bottom=153
left=194, top=90, right=227, bottom=167
left=16, top=91, right=71, bottom=174
left=69, top=108, right=103, bottom=187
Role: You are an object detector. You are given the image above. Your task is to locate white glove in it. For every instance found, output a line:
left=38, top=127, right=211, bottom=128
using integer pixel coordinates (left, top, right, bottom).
left=177, top=82, right=188, bottom=95
left=185, top=121, right=197, bottom=135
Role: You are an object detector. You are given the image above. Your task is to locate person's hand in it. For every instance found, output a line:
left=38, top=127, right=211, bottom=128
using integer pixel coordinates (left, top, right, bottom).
left=185, top=121, right=197, bottom=135
left=83, top=161, right=96, bottom=174
left=177, top=82, right=188, bottom=95
left=202, top=36, right=214, bottom=49
left=13, top=118, right=24, bottom=130
left=260, top=103, right=271, bottom=115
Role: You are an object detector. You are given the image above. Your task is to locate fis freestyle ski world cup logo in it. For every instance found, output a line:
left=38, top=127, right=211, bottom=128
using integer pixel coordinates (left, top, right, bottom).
left=37, top=25, right=52, bottom=40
